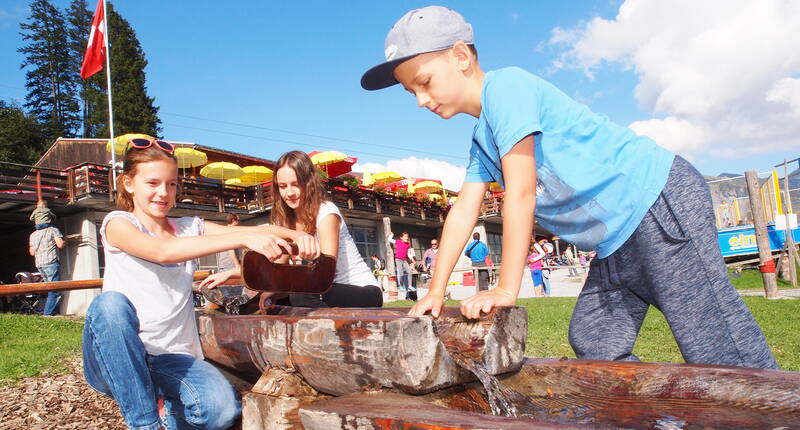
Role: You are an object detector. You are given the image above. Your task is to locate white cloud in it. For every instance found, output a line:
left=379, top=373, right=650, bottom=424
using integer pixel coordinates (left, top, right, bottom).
left=548, top=0, right=800, bottom=158
left=352, top=157, right=466, bottom=191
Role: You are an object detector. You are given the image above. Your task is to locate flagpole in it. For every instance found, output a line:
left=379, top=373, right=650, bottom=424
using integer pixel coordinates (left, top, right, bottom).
left=102, top=0, right=117, bottom=191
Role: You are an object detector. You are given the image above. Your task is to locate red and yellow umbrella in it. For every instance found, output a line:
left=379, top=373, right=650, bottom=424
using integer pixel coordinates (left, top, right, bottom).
left=308, top=150, right=357, bottom=178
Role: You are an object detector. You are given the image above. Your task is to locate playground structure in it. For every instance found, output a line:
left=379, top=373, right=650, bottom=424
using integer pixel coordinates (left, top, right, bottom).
left=708, top=163, right=800, bottom=259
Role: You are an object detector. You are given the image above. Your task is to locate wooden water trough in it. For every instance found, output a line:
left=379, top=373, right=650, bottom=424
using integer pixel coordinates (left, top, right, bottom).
left=197, top=306, right=800, bottom=429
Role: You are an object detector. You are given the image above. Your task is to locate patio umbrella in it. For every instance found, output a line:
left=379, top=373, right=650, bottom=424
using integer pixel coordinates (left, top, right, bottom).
left=200, top=162, right=244, bottom=182
left=489, top=182, right=504, bottom=193
left=372, top=171, right=403, bottom=184
left=240, top=165, right=273, bottom=184
left=362, top=167, right=374, bottom=187
left=413, top=180, right=442, bottom=194
left=174, top=147, right=207, bottom=169
left=309, top=150, right=357, bottom=178
left=106, top=133, right=153, bottom=155
left=225, top=177, right=260, bottom=186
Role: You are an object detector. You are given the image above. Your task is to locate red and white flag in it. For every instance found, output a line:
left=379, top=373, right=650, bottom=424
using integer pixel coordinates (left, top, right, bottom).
left=80, top=0, right=106, bottom=79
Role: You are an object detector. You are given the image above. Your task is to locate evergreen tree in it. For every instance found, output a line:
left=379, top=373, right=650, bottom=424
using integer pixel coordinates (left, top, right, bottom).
left=98, top=2, right=162, bottom=138
left=66, top=0, right=105, bottom=137
left=0, top=101, right=47, bottom=165
left=18, top=0, right=81, bottom=140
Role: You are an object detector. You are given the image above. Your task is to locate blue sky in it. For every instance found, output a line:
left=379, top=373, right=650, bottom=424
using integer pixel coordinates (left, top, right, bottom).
left=1, top=1, right=798, bottom=189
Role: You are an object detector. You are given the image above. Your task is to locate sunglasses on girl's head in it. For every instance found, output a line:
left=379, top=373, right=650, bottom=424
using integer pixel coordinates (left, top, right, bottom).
left=127, top=138, right=174, bottom=153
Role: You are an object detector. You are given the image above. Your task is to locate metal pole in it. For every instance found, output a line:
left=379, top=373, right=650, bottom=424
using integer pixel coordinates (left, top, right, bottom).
left=745, top=170, right=779, bottom=298
left=102, top=0, right=116, bottom=191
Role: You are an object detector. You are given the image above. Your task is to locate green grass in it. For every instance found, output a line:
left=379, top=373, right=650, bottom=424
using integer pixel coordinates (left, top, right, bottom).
left=730, top=266, right=797, bottom=290
left=0, top=314, right=84, bottom=384
left=1, top=288, right=797, bottom=385
left=388, top=295, right=800, bottom=370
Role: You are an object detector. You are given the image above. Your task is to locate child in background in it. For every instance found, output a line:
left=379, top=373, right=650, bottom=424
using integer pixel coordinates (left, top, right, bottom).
left=83, top=138, right=319, bottom=429
left=30, top=199, right=56, bottom=229
left=361, top=6, right=776, bottom=368
left=527, top=242, right=546, bottom=297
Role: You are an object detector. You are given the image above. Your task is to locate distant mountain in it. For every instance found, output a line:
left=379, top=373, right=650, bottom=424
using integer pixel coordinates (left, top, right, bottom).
left=717, top=172, right=743, bottom=178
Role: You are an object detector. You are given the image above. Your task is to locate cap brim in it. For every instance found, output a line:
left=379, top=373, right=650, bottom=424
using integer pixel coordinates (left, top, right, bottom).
left=360, top=55, right=417, bottom=91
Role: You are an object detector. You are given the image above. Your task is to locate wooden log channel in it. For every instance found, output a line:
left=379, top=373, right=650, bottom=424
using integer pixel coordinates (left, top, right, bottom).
left=197, top=306, right=527, bottom=396
left=300, top=358, right=800, bottom=429
left=0, top=271, right=212, bottom=296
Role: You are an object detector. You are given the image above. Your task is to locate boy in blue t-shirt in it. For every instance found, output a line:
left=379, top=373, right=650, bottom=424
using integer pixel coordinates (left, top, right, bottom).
left=361, top=6, right=776, bottom=368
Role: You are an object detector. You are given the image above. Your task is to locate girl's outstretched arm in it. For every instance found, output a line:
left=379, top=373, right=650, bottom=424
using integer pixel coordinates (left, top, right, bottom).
left=460, top=135, right=536, bottom=319
left=204, top=222, right=319, bottom=260
left=105, top=218, right=292, bottom=264
left=409, top=180, right=487, bottom=317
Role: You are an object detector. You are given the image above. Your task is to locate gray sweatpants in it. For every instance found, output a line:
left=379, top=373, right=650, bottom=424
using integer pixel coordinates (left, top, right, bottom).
left=569, top=156, right=778, bottom=369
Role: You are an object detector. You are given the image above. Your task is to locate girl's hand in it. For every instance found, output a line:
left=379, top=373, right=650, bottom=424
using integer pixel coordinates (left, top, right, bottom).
left=244, top=233, right=293, bottom=262
left=459, top=289, right=517, bottom=319
left=293, top=232, right=320, bottom=260
left=409, top=293, right=445, bottom=318
left=199, top=270, right=236, bottom=289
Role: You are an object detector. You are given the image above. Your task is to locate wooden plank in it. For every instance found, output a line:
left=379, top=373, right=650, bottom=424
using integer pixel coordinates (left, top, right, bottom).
left=0, top=271, right=211, bottom=295
left=745, top=171, right=779, bottom=297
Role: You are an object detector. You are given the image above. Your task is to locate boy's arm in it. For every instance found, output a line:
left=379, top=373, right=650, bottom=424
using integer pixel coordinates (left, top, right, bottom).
left=409, top=181, right=487, bottom=317
left=460, top=135, right=536, bottom=319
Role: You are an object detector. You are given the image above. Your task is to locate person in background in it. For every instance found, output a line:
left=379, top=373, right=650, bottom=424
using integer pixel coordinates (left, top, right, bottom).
left=391, top=231, right=416, bottom=300
left=30, top=199, right=56, bottom=230
left=464, top=232, right=490, bottom=291
left=29, top=221, right=64, bottom=316
left=540, top=240, right=555, bottom=296
left=371, top=254, right=389, bottom=292
left=565, top=247, right=579, bottom=277
left=422, top=239, right=439, bottom=288
left=527, top=242, right=546, bottom=297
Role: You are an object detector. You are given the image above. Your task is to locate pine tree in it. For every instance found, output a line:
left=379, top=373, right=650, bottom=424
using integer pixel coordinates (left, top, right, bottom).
left=66, top=0, right=105, bottom=137
left=18, top=0, right=81, bottom=140
left=0, top=101, right=47, bottom=165
left=98, top=2, right=162, bottom=138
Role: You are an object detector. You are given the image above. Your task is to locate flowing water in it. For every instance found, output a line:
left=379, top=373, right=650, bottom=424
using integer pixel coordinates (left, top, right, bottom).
left=446, top=350, right=520, bottom=417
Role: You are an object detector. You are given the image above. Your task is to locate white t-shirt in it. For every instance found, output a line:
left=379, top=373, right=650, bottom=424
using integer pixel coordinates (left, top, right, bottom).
left=100, top=211, right=204, bottom=359
left=316, top=202, right=377, bottom=287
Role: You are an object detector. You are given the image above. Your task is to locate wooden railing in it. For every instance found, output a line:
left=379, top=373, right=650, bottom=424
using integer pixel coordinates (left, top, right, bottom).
left=0, top=161, right=70, bottom=202
left=479, top=196, right=503, bottom=218
left=325, top=179, right=449, bottom=222
left=69, top=162, right=112, bottom=201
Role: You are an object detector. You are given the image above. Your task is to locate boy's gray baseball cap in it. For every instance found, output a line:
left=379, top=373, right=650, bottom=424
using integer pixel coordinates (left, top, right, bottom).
left=361, top=6, right=473, bottom=91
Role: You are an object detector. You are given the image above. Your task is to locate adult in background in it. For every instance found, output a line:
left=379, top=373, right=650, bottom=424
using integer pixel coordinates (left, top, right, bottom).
left=422, top=239, right=439, bottom=287
left=465, top=232, right=490, bottom=291
left=29, top=223, right=64, bottom=316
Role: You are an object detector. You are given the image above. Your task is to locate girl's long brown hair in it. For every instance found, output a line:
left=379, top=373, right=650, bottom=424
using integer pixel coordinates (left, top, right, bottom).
left=116, top=146, right=178, bottom=212
left=270, top=151, right=327, bottom=235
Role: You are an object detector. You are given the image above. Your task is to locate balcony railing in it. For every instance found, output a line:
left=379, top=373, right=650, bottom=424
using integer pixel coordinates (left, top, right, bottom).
left=479, top=196, right=503, bottom=218
left=0, top=161, right=450, bottom=221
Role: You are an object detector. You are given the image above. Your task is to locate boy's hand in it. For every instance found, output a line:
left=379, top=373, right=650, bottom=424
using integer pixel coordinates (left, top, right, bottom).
left=460, top=289, right=517, bottom=319
left=409, top=293, right=445, bottom=318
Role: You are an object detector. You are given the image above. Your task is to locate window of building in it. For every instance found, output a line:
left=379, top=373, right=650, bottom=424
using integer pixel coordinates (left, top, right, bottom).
left=487, top=232, right=502, bottom=264
left=347, top=224, right=379, bottom=261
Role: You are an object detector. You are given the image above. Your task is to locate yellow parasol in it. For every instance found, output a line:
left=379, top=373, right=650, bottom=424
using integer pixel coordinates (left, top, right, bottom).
left=174, top=147, right=207, bottom=169
left=371, top=171, right=403, bottom=183
left=310, top=151, right=348, bottom=166
left=224, top=177, right=259, bottom=186
left=240, top=165, right=273, bottom=184
left=200, top=162, right=244, bottom=181
left=427, top=193, right=442, bottom=200
left=362, top=167, right=374, bottom=187
left=413, top=180, right=443, bottom=194
left=489, top=182, right=504, bottom=193
left=106, top=133, right=153, bottom=156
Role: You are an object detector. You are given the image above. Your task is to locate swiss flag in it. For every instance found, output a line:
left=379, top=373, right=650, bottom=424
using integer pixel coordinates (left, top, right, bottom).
left=80, top=0, right=105, bottom=79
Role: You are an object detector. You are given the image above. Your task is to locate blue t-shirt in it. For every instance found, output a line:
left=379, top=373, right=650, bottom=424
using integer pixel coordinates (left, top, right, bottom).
left=465, top=240, right=489, bottom=263
left=465, top=67, right=674, bottom=258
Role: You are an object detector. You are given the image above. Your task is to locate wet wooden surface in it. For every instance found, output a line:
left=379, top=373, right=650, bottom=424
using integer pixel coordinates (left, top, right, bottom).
left=424, top=358, right=800, bottom=429
left=196, top=306, right=527, bottom=396
left=299, top=392, right=596, bottom=430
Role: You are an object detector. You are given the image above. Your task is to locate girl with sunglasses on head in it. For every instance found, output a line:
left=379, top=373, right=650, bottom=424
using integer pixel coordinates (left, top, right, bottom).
left=82, top=139, right=319, bottom=430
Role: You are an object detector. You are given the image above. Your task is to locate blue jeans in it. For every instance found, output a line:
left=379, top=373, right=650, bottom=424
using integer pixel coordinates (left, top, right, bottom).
left=83, top=292, right=241, bottom=429
left=542, top=271, right=552, bottom=296
left=38, top=262, right=61, bottom=315
left=395, top=258, right=414, bottom=293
